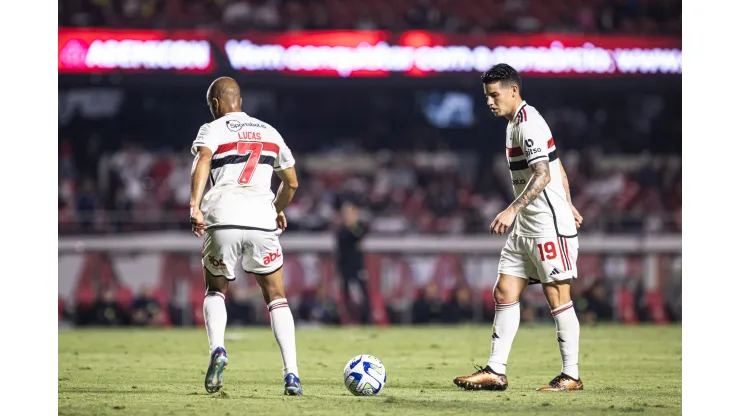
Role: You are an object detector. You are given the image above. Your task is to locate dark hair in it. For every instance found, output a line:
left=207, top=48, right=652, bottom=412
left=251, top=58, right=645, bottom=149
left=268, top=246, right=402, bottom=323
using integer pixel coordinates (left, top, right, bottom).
left=481, top=63, right=522, bottom=90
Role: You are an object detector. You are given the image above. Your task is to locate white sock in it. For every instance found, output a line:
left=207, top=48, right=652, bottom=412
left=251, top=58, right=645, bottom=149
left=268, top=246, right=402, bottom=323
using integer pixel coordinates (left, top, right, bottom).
left=552, top=301, right=580, bottom=380
left=268, top=298, right=299, bottom=377
left=204, top=292, right=227, bottom=354
left=487, top=300, right=520, bottom=374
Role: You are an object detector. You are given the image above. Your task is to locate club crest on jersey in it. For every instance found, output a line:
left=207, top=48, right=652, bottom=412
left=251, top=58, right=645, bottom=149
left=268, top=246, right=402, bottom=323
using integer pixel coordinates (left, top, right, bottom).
left=226, top=120, right=267, bottom=132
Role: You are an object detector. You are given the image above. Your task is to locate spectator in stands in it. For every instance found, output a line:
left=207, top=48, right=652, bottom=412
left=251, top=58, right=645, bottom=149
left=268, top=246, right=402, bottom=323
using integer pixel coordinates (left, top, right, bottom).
left=297, top=282, right=341, bottom=325
left=444, top=285, right=474, bottom=323
left=91, top=286, right=128, bottom=326
left=225, top=284, right=257, bottom=326
left=411, top=282, right=445, bottom=324
left=130, top=287, right=164, bottom=326
left=335, top=202, right=371, bottom=324
left=579, top=279, right=613, bottom=324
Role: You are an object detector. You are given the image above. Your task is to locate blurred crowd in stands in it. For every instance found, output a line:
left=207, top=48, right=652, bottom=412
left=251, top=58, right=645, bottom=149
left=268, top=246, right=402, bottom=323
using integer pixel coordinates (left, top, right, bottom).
left=61, top=262, right=682, bottom=327
left=60, top=0, right=681, bottom=35
left=58, top=139, right=681, bottom=235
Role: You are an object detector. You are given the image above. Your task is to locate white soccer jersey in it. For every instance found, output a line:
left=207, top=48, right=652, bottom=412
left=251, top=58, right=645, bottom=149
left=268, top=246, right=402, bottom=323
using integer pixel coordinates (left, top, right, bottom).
left=505, top=101, right=577, bottom=238
left=191, top=112, right=295, bottom=230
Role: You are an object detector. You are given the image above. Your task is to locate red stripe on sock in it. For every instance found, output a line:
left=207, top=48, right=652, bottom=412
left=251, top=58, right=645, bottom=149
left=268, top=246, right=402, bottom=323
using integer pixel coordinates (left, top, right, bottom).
left=495, top=301, right=520, bottom=310
left=551, top=302, right=574, bottom=317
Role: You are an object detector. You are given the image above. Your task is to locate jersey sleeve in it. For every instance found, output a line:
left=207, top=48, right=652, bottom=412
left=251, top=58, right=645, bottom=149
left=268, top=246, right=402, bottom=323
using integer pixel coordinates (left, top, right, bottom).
left=190, top=123, right=219, bottom=156
left=519, top=122, right=553, bottom=166
left=272, top=130, right=296, bottom=171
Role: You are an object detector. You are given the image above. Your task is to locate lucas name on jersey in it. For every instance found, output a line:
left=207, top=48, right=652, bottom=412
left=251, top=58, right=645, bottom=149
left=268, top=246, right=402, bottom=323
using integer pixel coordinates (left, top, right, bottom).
left=191, top=112, right=295, bottom=230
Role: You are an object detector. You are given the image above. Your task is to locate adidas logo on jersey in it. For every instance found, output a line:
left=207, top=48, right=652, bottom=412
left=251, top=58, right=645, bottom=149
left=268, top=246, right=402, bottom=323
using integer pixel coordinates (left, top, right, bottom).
left=550, top=268, right=561, bottom=276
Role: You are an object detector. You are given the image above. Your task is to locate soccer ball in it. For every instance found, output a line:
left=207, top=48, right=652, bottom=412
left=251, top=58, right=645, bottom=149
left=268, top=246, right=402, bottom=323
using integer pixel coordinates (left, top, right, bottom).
left=343, top=354, right=387, bottom=396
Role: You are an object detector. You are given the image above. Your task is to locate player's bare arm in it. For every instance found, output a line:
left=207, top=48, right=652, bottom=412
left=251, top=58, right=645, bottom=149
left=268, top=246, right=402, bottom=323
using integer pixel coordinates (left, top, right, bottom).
left=490, top=160, right=550, bottom=235
left=190, top=146, right=213, bottom=237
left=558, top=159, right=583, bottom=228
left=274, top=167, right=299, bottom=230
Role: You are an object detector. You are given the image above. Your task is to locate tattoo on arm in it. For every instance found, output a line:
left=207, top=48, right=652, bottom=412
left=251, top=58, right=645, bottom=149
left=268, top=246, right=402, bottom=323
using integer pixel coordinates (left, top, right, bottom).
left=511, top=160, right=551, bottom=212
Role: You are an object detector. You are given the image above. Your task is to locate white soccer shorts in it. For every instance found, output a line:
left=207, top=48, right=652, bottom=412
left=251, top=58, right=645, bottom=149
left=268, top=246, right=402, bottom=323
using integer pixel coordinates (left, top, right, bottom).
left=201, top=227, right=284, bottom=279
left=498, top=232, right=578, bottom=284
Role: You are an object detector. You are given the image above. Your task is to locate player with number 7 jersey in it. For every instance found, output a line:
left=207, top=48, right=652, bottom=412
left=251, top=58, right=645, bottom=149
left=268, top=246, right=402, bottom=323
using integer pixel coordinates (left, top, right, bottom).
left=191, top=113, right=295, bottom=231
left=189, top=77, right=302, bottom=397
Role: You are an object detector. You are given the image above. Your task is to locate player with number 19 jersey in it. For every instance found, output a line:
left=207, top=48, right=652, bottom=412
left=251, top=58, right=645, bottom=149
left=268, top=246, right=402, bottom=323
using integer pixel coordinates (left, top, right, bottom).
left=499, top=101, right=579, bottom=283
left=191, top=112, right=295, bottom=231
left=506, top=102, right=577, bottom=240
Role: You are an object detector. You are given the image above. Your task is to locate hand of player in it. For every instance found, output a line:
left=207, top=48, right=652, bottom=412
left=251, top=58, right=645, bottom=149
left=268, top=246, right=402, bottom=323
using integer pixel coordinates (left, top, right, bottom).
left=490, top=207, right=517, bottom=235
left=190, top=208, right=206, bottom=238
left=276, top=211, right=288, bottom=231
left=571, top=204, right=583, bottom=229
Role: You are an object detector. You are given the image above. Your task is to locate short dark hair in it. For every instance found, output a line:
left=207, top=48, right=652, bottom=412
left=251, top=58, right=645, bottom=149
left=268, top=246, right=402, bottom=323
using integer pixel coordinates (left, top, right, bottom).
left=481, top=63, right=522, bottom=90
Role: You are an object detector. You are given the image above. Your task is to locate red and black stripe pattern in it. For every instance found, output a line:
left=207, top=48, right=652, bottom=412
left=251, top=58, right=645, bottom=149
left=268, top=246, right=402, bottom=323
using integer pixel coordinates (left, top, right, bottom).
left=508, top=138, right=557, bottom=171
left=495, top=300, right=520, bottom=311
left=516, top=107, right=528, bottom=125
left=211, top=141, right=280, bottom=170
left=267, top=299, right=290, bottom=312
left=551, top=301, right=574, bottom=317
left=557, top=237, right=573, bottom=271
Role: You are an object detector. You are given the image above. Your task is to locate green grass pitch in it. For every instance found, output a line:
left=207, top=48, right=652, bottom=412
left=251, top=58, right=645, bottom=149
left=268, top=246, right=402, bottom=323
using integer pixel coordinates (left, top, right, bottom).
left=59, top=324, right=681, bottom=415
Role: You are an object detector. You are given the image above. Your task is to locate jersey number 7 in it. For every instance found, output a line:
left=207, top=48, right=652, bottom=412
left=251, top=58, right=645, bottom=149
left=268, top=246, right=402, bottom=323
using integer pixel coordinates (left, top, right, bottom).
left=236, top=142, right=264, bottom=185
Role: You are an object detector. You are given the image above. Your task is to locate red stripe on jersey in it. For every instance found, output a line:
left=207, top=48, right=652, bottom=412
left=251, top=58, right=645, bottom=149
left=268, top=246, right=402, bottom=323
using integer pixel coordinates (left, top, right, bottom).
left=261, top=142, right=280, bottom=154
left=522, top=108, right=527, bottom=122
left=507, top=147, right=524, bottom=157
left=215, top=142, right=237, bottom=155
left=216, top=141, right=280, bottom=155
left=508, top=138, right=553, bottom=157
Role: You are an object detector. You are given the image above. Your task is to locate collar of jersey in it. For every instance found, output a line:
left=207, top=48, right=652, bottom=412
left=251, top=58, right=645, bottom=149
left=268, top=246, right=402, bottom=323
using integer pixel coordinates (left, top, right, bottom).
left=513, top=101, right=527, bottom=118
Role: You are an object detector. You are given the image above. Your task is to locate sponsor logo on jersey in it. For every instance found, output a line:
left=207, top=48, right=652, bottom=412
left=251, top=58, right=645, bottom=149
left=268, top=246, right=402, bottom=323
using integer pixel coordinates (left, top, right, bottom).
left=208, top=255, right=227, bottom=269
left=525, top=139, right=534, bottom=147
left=226, top=120, right=267, bottom=132
left=237, top=131, right=262, bottom=140
left=525, top=147, right=541, bottom=156
left=263, top=248, right=282, bottom=266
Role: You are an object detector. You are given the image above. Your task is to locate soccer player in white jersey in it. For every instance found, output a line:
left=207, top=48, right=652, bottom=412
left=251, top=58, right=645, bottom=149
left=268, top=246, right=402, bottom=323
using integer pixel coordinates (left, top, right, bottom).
left=454, top=64, right=585, bottom=392
left=189, top=77, right=302, bottom=395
